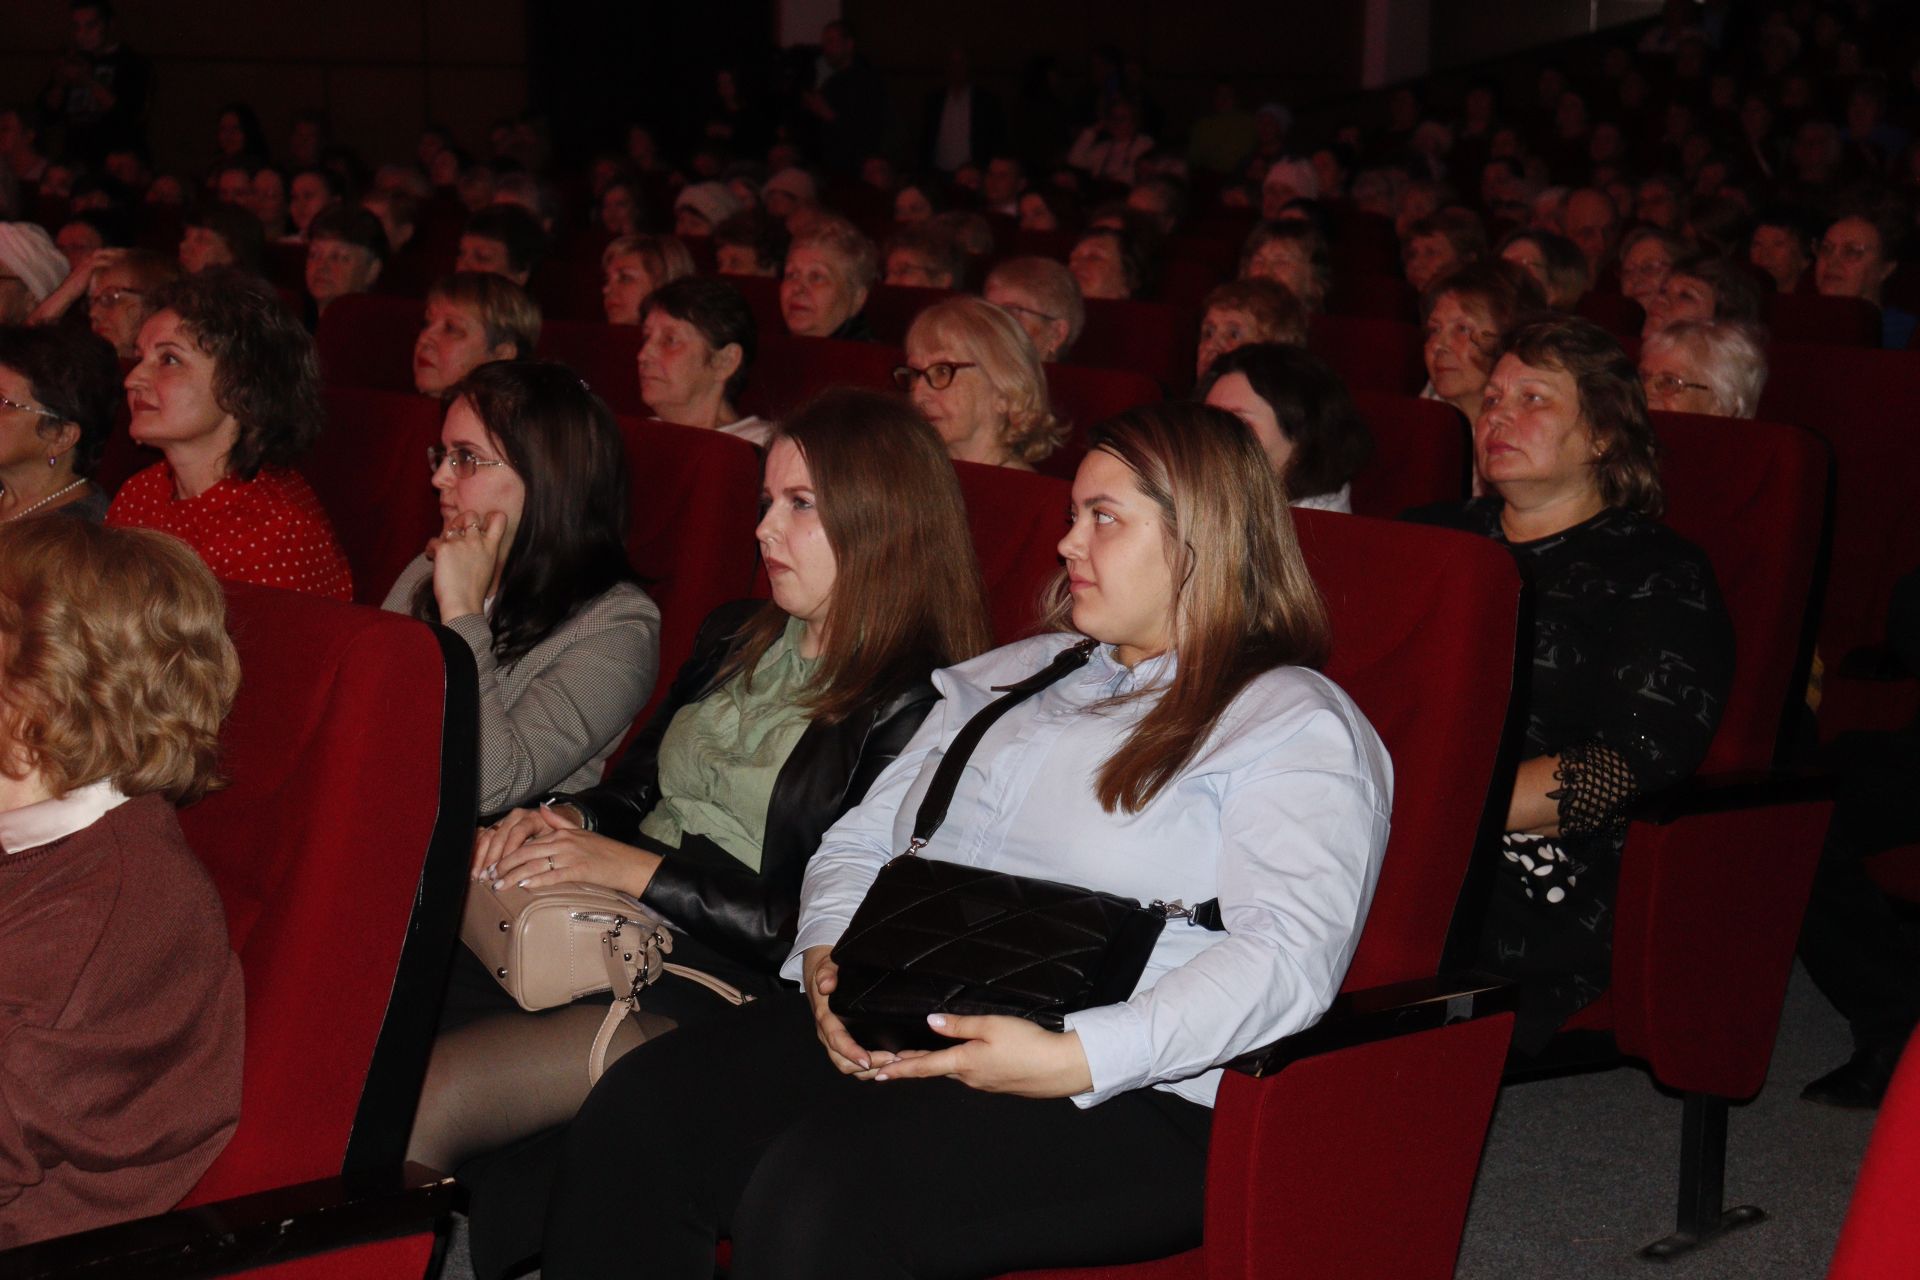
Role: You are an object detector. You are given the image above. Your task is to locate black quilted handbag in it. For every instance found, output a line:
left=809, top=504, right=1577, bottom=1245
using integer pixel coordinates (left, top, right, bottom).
left=829, top=640, right=1222, bottom=1051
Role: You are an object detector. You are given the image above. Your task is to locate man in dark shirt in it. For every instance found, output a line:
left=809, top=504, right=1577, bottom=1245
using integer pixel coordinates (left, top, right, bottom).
left=39, top=0, right=152, bottom=164
left=800, top=20, right=886, bottom=177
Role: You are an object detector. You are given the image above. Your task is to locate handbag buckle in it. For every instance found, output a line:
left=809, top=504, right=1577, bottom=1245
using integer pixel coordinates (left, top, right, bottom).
left=887, top=836, right=930, bottom=865
left=1151, top=899, right=1197, bottom=924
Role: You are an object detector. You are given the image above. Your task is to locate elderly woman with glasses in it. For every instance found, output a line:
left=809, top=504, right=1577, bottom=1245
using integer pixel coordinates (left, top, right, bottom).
left=384, top=360, right=661, bottom=817
left=1638, top=319, right=1768, bottom=418
left=0, top=324, right=121, bottom=523
left=897, top=296, right=1064, bottom=470
left=982, top=257, right=1084, bottom=363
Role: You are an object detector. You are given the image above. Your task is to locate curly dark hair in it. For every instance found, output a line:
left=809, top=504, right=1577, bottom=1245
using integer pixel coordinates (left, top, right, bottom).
left=148, top=268, right=325, bottom=480
left=0, top=325, right=120, bottom=476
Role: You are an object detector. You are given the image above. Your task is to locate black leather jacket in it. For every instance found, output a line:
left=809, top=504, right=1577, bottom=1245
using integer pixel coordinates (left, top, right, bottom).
left=556, top=600, right=940, bottom=973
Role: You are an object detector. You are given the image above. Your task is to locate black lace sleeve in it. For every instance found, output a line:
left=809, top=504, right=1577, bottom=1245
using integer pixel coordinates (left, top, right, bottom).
left=1551, top=741, right=1640, bottom=834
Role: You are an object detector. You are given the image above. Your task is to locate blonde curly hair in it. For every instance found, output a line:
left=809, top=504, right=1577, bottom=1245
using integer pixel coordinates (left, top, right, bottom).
left=906, top=296, right=1066, bottom=466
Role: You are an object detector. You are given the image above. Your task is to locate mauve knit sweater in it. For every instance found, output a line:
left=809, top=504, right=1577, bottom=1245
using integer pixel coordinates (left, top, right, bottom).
left=0, top=793, right=243, bottom=1248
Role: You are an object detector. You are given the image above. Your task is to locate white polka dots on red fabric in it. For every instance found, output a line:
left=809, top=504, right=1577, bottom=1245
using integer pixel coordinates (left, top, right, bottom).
left=106, top=464, right=354, bottom=602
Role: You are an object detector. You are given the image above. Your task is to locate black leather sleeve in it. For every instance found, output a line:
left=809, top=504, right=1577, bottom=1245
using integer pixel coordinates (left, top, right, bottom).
left=559, top=600, right=764, bottom=844
left=637, top=678, right=942, bottom=972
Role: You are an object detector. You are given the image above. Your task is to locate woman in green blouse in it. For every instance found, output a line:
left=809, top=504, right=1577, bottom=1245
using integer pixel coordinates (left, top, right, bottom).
left=408, top=390, right=992, bottom=1213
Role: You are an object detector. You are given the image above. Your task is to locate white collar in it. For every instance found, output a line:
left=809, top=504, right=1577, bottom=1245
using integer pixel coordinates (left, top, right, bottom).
left=0, top=777, right=130, bottom=855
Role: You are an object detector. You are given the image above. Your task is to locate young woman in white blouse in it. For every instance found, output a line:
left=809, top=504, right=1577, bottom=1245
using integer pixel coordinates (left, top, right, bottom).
left=539, top=401, right=1394, bottom=1279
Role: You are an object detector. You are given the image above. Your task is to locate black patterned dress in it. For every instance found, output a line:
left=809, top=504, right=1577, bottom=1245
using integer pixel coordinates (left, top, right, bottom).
left=1408, top=499, right=1735, bottom=1050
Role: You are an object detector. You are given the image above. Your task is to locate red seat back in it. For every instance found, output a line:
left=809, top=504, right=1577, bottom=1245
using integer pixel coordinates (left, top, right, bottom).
left=1309, top=314, right=1428, bottom=395
left=1651, top=411, right=1829, bottom=771
left=310, top=388, right=445, bottom=606
left=1037, top=364, right=1163, bottom=480
left=1829, top=1031, right=1920, bottom=1278
left=180, top=585, right=473, bottom=1203
left=615, top=417, right=764, bottom=729
left=1328, top=209, right=1402, bottom=278
left=1070, top=297, right=1194, bottom=393
left=1327, top=273, right=1419, bottom=323
left=263, top=241, right=308, bottom=294
left=863, top=283, right=955, bottom=344
left=741, top=335, right=902, bottom=420
left=1347, top=390, right=1469, bottom=518
left=1767, top=293, right=1881, bottom=348
left=727, top=273, right=785, bottom=338
left=537, top=319, right=645, bottom=414
left=1575, top=291, right=1645, bottom=337
left=530, top=249, right=612, bottom=323
left=951, top=461, right=1070, bottom=644
left=1758, top=343, right=1920, bottom=737
left=315, top=292, right=423, bottom=394
left=1295, top=510, right=1523, bottom=989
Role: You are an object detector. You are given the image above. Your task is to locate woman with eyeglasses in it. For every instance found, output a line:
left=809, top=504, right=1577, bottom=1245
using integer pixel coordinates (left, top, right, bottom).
left=898, top=296, right=1064, bottom=470
left=106, top=270, right=351, bottom=600
left=1638, top=319, right=1767, bottom=419
left=1407, top=314, right=1733, bottom=1053
left=983, top=256, right=1084, bottom=363
left=414, top=390, right=990, bottom=1280
left=0, top=324, right=120, bottom=523
left=383, top=359, right=660, bottom=817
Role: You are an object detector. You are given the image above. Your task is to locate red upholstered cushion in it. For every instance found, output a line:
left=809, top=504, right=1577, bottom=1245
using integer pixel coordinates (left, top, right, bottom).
left=537, top=319, right=647, bottom=415
left=310, top=388, right=445, bottom=606
left=1829, top=1031, right=1920, bottom=1278
left=951, top=461, right=1071, bottom=645
left=741, top=335, right=902, bottom=420
left=1294, top=511, right=1523, bottom=989
left=1651, top=411, right=1828, bottom=772
left=1347, top=390, right=1469, bottom=518
left=179, top=586, right=453, bottom=1205
left=1308, top=314, right=1427, bottom=395
left=315, top=292, right=424, bottom=394
left=232, top=1234, right=436, bottom=1279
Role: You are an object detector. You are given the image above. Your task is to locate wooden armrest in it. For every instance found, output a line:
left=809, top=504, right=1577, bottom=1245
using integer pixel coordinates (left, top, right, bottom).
left=1228, top=973, right=1516, bottom=1079
left=1628, top=768, right=1836, bottom=825
left=0, top=1162, right=454, bottom=1280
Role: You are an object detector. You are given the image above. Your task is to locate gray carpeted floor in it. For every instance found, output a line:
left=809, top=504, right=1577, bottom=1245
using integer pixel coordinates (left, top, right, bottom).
left=439, top=964, right=1878, bottom=1279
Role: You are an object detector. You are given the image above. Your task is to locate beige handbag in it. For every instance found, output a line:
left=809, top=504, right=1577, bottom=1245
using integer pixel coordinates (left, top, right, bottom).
left=461, top=880, right=750, bottom=1083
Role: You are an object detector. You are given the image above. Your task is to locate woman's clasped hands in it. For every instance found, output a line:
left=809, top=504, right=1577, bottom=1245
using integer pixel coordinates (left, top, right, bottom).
left=471, top=802, right=663, bottom=899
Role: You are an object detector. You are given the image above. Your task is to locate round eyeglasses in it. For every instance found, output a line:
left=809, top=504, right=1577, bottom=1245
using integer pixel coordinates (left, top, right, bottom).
left=1640, top=372, right=1712, bottom=398
left=427, top=444, right=511, bottom=478
left=892, top=361, right=979, bottom=392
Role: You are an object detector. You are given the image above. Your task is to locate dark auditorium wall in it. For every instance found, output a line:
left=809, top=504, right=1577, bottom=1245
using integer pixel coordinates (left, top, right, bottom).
left=0, top=0, right=527, bottom=173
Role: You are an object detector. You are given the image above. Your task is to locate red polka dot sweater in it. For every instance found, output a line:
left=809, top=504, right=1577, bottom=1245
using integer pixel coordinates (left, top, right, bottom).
left=106, top=463, right=353, bottom=601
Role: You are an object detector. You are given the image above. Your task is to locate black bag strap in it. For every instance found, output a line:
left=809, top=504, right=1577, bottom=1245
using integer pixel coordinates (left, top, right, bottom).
left=906, top=638, right=1223, bottom=932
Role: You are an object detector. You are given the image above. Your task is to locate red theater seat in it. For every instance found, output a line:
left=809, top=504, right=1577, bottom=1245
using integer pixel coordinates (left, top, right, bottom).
left=1038, top=364, right=1163, bottom=479
left=1071, top=297, right=1194, bottom=393
left=1576, top=291, right=1645, bottom=337
left=863, top=282, right=955, bottom=343
left=530, top=248, right=612, bottom=323
left=1829, top=1030, right=1920, bottom=1278
left=727, top=273, right=786, bottom=338
left=536, top=319, right=645, bottom=414
left=0, top=587, right=479, bottom=1277
left=950, top=460, right=1071, bottom=644
left=741, top=335, right=902, bottom=420
left=1766, top=293, right=1882, bottom=348
left=1347, top=390, right=1469, bottom=517
left=316, top=292, right=425, bottom=394
left=1327, top=272, right=1419, bottom=323
left=1005, top=512, right=1526, bottom=1280
left=308, top=387, right=445, bottom=606
left=1309, top=314, right=1427, bottom=395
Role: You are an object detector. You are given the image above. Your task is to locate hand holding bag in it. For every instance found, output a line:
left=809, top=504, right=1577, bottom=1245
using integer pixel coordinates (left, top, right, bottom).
left=828, top=640, right=1223, bottom=1052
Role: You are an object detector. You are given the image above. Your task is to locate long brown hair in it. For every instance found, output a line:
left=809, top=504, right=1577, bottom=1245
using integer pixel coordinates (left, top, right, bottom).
left=719, top=389, right=991, bottom=721
left=1045, top=402, right=1331, bottom=812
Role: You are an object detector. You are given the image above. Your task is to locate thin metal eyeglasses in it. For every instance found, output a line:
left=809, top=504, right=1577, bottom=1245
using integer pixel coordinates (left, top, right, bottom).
left=892, top=361, right=978, bottom=391
left=0, top=392, right=62, bottom=421
left=1641, top=372, right=1712, bottom=397
left=426, top=444, right=511, bottom=478
left=995, top=301, right=1060, bottom=325
left=90, top=287, right=145, bottom=308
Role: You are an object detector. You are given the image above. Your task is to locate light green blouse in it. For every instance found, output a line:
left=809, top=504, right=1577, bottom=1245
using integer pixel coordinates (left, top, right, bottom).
left=637, top=616, right=817, bottom=872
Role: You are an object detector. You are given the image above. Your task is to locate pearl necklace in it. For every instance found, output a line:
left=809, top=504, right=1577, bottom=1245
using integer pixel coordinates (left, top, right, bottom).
left=1, top=479, right=88, bottom=523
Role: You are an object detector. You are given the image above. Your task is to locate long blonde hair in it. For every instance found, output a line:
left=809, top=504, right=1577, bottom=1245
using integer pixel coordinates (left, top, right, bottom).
left=1045, top=402, right=1331, bottom=812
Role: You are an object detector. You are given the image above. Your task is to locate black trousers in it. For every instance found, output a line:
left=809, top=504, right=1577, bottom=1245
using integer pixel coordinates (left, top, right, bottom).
left=542, top=991, right=1214, bottom=1280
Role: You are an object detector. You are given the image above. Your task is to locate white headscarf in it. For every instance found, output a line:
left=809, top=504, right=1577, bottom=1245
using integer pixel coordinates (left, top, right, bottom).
left=0, top=222, right=69, bottom=301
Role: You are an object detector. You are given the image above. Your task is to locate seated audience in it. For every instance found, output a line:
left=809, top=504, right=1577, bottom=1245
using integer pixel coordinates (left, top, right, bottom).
left=28, top=243, right=175, bottom=356
left=419, top=392, right=991, bottom=1280
left=637, top=276, right=767, bottom=445
left=107, top=269, right=351, bottom=600
left=414, top=271, right=541, bottom=399
left=1402, top=208, right=1486, bottom=294
left=673, top=181, right=742, bottom=239
left=1748, top=205, right=1814, bottom=296
left=600, top=233, right=695, bottom=327
left=0, top=324, right=119, bottom=521
left=1640, top=250, right=1764, bottom=339
left=1420, top=259, right=1544, bottom=420
left=598, top=175, right=646, bottom=238
left=363, top=186, right=419, bottom=256
left=289, top=167, right=342, bottom=238
left=248, top=165, right=289, bottom=239
left=1638, top=319, right=1768, bottom=418
left=1017, top=186, right=1074, bottom=232
left=0, top=518, right=244, bottom=1250
left=713, top=210, right=786, bottom=277
left=1195, top=278, right=1308, bottom=380
left=1561, top=187, right=1621, bottom=279
left=0, top=223, right=68, bottom=323
left=1239, top=219, right=1331, bottom=312
left=1126, top=174, right=1186, bottom=234
left=1499, top=227, right=1589, bottom=309
left=1067, top=97, right=1154, bottom=186
left=881, top=222, right=963, bottom=290
left=385, top=360, right=660, bottom=814
left=1199, top=341, right=1372, bottom=511
left=1616, top=226, right=1685, bottom=315
left=779, top=216, right=877, bottom=340
left=892, top=177, right=940, bottom=224
left=1067, top=226, right=1141, bottom=301
left=761, top=168, right=817, bottom=223
left=304, top=204, right=387, bottom=319
left=983, top=256, right=1083, bottom=363
left=1815, top=206, right=1913, bottom=349
left=457, top=203, right=548, bottom=288
left=179, top=203, right=264, bottom=277
left=542, top=401, right=1392, bottom=1279
left=898, top=296, right=1063, bottom=469
left=1407, top=315, right=1733, bottom=1052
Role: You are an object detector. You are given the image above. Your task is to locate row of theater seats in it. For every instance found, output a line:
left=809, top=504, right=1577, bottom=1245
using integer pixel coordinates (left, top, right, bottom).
left=20, top=381, right=1898, bottom=1275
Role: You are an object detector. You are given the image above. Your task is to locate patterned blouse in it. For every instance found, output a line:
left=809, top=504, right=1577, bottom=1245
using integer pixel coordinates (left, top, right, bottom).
left=106, top=463, right=352, bottom=601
